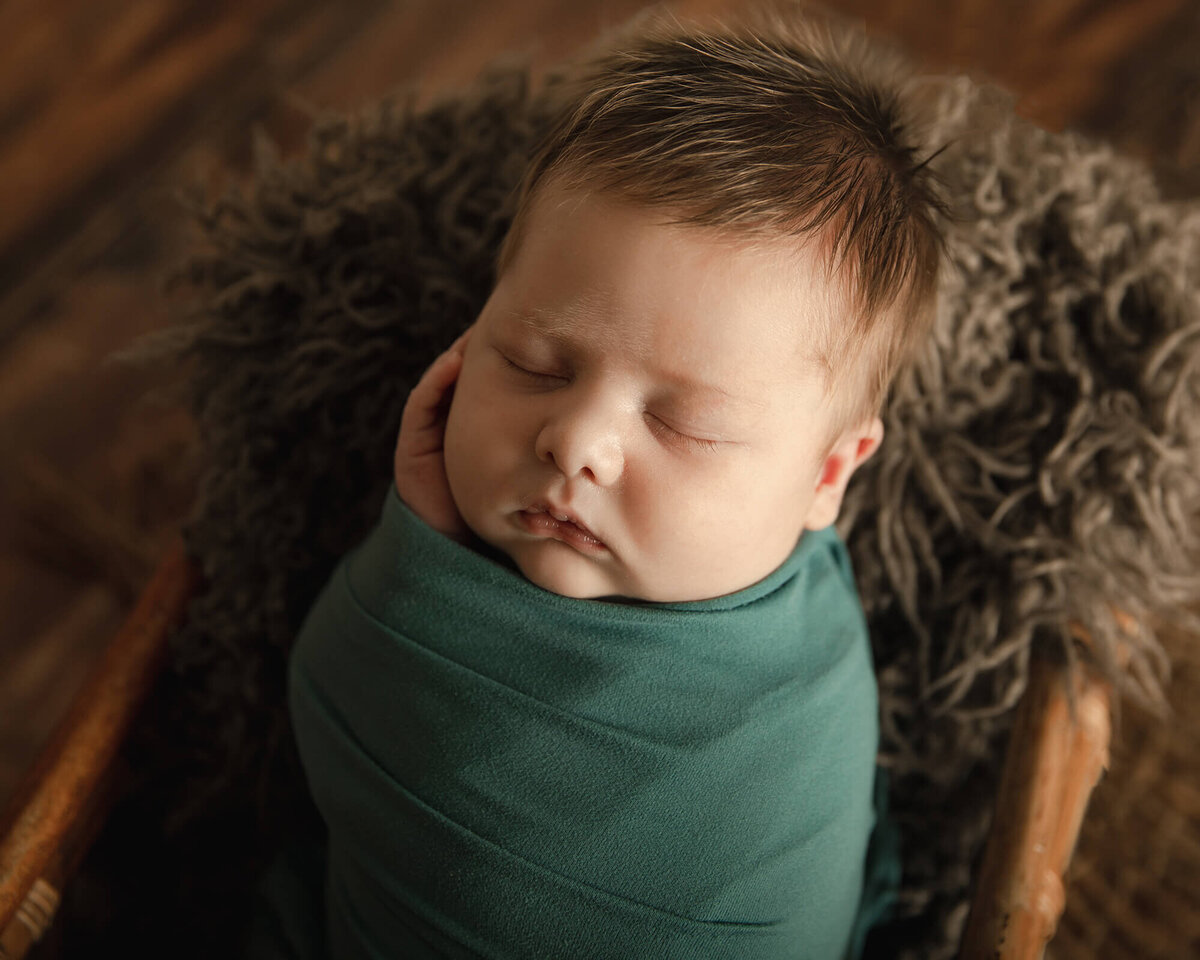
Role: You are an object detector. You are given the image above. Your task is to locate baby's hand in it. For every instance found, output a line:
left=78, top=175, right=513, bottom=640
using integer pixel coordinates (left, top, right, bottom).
left=394, top=331, right=471, bottom=541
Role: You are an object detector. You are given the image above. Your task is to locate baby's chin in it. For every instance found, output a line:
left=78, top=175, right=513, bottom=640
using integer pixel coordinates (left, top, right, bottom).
left=469, top=520, right=781, bottom=603
left=507, top=539, right=635, bottom=601
left=503, top=539, right=746, bottom=604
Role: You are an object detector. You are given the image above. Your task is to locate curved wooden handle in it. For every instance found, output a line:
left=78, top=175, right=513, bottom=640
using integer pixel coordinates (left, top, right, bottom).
left=0, top=539, right=199, bottom=950
left=959, top=654, right=1112, bottom=959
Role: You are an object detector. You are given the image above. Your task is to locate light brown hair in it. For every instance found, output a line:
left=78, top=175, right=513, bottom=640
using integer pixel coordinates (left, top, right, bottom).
left=498, top=8, right=947, bottom=438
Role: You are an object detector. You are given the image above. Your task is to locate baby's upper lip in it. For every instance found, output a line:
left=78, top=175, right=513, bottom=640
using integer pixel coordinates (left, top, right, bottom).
left=523, top=500, right=603, bottom=542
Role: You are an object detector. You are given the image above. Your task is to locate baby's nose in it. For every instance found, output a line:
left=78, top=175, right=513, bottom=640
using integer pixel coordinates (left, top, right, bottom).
left=535, top=404, right=624, bottom=486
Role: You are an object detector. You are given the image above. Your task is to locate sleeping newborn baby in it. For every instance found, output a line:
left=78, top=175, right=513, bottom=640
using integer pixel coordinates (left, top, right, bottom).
left=283, top=14, right=943, bottom=960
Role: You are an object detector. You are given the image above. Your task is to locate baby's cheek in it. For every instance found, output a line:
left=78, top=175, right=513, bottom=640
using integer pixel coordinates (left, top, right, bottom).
left=443, top=387, right=517, bottom=530
left=623, top=480, right=711, bottom=563
left=632, top=471, right=791, bottom=597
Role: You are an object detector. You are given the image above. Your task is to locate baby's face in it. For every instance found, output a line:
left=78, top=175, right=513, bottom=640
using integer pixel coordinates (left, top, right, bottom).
left=444, top=183, right=854, bottom=602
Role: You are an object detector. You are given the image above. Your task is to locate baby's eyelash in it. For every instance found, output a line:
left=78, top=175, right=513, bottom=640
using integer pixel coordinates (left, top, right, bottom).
left=501, top=354, right=567, bottom=383
left=646, top=414, right=720, bottom=453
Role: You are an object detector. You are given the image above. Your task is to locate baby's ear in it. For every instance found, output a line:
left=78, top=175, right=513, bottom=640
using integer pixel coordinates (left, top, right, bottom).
left=804, top=416, right=884, bottom=531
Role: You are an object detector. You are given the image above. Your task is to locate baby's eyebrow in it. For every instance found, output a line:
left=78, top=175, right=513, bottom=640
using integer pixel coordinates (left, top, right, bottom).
left=508, top=300, right=604, bottom=342
left=651, top=367, right=766, bottom=411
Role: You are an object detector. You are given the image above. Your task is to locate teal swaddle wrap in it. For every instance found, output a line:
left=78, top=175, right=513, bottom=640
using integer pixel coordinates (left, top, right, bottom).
left=283, top=486, right=891, bottom=959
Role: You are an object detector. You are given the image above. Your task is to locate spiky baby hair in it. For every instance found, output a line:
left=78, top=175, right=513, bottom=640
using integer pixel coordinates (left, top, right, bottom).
left=498, top=8, right=947, bottom=437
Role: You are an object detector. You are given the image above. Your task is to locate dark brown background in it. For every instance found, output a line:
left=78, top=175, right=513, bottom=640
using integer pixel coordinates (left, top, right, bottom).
left=2, top=1, right=1197, bottom=955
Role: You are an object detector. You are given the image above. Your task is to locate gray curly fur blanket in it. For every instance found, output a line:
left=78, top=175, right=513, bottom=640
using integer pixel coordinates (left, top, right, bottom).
left=110, top=57, right=1200, bottom=960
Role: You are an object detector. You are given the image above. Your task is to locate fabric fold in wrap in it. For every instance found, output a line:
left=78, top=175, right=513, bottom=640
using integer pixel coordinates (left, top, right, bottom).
left=285, top=485, right=889, bottom=959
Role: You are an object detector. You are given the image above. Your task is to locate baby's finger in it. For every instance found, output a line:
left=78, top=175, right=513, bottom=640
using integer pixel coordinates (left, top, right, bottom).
left=420, top=343, right=465, bottom=396
left=420, top=331, right=472, bottom=394
left=401, top=337, right=468, bottom=436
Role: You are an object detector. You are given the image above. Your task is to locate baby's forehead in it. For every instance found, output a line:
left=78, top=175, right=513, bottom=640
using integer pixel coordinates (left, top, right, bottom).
left=499, top=181, right=855, bottom=366
left=508, top=259, right=840, bottom=363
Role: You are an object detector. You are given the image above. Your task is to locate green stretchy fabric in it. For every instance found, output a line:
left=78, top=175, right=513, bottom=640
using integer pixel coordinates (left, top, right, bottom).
left=280, top=486, right=891, bottom=959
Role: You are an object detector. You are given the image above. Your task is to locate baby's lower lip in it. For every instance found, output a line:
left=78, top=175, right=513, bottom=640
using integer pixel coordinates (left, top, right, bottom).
left=516, top=510, right=608, bottom=554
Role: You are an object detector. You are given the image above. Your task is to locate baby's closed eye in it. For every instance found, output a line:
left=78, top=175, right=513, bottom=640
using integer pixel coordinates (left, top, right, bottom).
left=498, top=349, right=569, bottom=386
left=644, top=413, right=724, bottom=453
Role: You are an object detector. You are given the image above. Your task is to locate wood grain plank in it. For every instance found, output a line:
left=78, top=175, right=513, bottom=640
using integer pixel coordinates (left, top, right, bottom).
left=828, top=0, right=1188, bottom=129
left=0, top=1, right=283, bottom=298
left=287, top=0, right=732, bottom=114
left=0, top=2, right=394, bottom=349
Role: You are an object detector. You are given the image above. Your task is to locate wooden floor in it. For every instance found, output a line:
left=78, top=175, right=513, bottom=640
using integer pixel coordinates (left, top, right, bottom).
left=1, top=0, right=1197, bottom=954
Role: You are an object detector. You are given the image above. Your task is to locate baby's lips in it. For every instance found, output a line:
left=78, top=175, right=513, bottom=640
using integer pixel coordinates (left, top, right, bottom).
left=520, top=502, right=608, bottom=551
